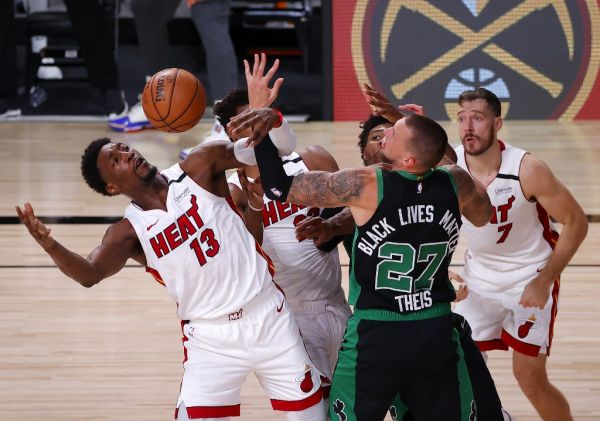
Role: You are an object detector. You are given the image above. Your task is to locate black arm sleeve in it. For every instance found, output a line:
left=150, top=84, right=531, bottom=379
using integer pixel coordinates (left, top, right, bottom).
left=255, top=135, right=294, bottom=202
left=315, top=207, right=345, bottom=252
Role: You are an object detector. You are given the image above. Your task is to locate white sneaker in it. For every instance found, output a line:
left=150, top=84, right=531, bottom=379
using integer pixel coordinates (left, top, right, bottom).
left=0, top=107, right=21, bottom=119
left=108, top=101, right=152, bottom=132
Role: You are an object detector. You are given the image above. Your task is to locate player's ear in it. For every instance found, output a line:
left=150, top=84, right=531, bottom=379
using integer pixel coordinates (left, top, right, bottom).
left=105, top=182, right=121, bottom=196
left=494, top=116, right=503, bottom=132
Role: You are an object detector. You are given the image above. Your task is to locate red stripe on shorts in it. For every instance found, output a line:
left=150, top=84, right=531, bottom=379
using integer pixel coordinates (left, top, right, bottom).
left=175, top=404, right=241, bottom=419
left=501, top=329, right=541, bottom=357
left=476, top=339, right=508, bottom=352
left=271, top=388, right=323, bottom=411
left=546, top=277, right=560, bottom=357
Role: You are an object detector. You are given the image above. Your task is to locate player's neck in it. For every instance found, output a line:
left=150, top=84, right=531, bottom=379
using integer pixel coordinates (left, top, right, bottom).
left=465, top=140, right=502, bottom=186
left=130, top=174, right=169, bottom=211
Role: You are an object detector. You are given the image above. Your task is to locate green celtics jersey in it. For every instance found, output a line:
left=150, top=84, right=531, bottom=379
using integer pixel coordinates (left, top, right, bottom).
left=350, top=167, right=461, bottom=314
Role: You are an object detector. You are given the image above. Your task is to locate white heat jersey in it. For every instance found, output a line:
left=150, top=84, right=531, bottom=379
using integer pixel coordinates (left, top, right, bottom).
left=228, top=152, right=343, bottom=303
left=124, top=163, right=273, bottom=321
left=456, top=141, right=558, bottom=271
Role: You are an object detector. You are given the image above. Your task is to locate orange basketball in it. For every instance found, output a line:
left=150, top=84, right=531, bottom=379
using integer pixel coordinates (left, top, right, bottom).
left=142, top=68, right=206, bottom=133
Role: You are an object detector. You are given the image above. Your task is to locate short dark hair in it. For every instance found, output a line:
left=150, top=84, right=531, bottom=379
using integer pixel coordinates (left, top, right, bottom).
left=213, top=88, right=249, bottom=135
left=404, top=114, right=448, bottom=169
left=458, top=88, right=501, bottom=117
left=358, top=114, right=392, bottom=160
left=81, top=137, right=111, bottom=196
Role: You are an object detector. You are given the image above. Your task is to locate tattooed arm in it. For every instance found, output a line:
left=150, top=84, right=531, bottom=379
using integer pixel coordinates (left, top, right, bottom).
left=254, top=136, right=379, bottom=224
left=289, top=168, right=379, bottom=226
left=287, top=168, right=372, bottom=206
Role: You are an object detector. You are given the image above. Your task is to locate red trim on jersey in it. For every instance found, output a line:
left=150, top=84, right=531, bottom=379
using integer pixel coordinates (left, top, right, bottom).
left=270, top=388, right=323, bottom=411
left=547, top=277, right=560, bottom=357
left=256, top=242, right=276, bottom=277
left=225, top=195, right=243, bottom=217
left=498, top=139, right=506, bottom=151
left=145, top=266, right=166, bottom=286
left=476, top=339, right=508, bottom=352
left=175, top=403, right=241, bottom=419
left=225, top=195, right=276, bottom=277
left=535, top=203, right=559, bottom=249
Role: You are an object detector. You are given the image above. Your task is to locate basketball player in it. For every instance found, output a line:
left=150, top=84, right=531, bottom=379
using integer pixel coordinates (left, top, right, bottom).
left=218, top=98, right=352, bottom=397
left=16, top=134, right=327, bottom=420
left=297, top=113, right=510, bottom=421
left=228, top=108, right=493, bottom=420
left=212, top=53, right=352, bottom=397
left=452, top=88, right=588, bottom=421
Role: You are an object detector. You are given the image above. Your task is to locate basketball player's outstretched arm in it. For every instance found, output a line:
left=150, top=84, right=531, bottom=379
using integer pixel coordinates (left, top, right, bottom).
left=446, top=165, right=492, bottom=227
left=253, top=137, right=379, bottom=225
left=16, top=203, right=139, bottom=287
left=518, top=154, right=588, bottom=308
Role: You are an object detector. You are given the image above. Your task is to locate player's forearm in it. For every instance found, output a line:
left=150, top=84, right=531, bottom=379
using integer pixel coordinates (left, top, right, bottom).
left=324, top=207, right=355, bottom=237
left=540, top=213, right=588, bottom=284
left=255, top=136, right=294, bottom=202
left=43, top=240, right=104, bottom=287
left=242, top=206, right=264, bottom=245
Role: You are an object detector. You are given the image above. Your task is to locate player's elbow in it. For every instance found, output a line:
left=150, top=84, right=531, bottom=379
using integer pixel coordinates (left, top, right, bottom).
left=576, top=211, right=589, bottom=241
left=471, top=201, right=493, bottom=227
left=471, top=214, right=490, bottom=227
left=78, top=276, right=102, bottom=288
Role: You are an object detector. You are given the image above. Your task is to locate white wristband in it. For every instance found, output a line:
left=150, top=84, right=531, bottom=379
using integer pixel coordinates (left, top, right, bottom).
left=270, top=118, right=296, bottom=157
left=247, top=201, right=264, bottom=212
left=233, top=138, right=257, bottom=165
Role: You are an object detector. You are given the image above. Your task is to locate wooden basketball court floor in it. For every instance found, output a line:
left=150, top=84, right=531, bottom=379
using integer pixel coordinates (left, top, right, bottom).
left=1, top=119, right=599, bottom=420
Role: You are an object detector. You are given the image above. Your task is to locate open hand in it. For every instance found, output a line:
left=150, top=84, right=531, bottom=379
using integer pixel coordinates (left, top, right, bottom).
left=295, top=216, right=334, bottom=247
left=16, top=202, right=55, bottom=250
left=362, top=83, right=404, bottom=123
left=245, top=53, right=284, bottom=109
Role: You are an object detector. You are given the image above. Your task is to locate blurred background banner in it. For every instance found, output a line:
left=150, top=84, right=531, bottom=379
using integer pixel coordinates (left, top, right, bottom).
left=333, top=0, right=600, bottom=121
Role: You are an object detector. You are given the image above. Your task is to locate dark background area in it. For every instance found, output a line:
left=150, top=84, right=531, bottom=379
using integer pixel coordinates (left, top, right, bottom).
left=13, top=2, right=330, bottom=120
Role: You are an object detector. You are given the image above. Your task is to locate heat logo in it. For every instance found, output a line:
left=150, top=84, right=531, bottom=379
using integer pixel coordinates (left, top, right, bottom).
left=518, top=314, right=541, bottom=338
left=295, top=364, right=314, bottom=393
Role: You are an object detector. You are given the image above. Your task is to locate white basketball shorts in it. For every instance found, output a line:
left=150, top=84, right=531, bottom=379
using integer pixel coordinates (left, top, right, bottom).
left=289, top=290, right=352, bottom=386
left=453, top=256, right=560, bottom=357
left=176, top=283, right=323, bottom=419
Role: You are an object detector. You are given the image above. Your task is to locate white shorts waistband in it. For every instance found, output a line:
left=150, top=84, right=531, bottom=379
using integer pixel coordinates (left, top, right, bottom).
left=191, top=284, right=279, bottom=325
left=288, top=290, right=348, bottom=315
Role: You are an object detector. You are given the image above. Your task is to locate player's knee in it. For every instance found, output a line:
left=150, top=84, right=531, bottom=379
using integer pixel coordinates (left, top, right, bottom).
left=513, top=358, right=549, bottom=396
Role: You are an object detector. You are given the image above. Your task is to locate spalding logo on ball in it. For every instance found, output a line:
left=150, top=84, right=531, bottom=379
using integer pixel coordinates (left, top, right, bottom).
left=142, top=68, right=206, bottom=133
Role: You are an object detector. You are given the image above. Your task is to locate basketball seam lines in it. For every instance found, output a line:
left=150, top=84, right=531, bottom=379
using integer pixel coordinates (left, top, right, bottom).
left=168, top=77, right=201, bottom=132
